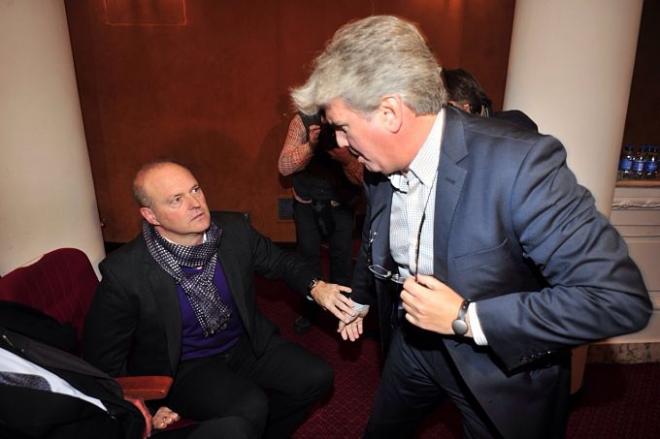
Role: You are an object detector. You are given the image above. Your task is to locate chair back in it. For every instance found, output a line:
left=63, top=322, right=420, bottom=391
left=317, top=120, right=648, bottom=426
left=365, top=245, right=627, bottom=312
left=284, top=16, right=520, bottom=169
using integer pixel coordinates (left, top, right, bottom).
left=0, top=248, right=98, bottom=340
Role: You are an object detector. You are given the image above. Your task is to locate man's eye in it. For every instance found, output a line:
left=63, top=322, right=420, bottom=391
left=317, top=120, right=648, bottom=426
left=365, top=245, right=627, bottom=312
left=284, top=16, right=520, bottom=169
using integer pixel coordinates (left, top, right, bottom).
left=192, top=186, right=201, bottom=194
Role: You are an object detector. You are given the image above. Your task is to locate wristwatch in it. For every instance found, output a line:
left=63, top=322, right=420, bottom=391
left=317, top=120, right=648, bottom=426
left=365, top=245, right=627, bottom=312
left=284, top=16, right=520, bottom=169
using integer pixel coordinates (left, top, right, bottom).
left=306, top=278, right=321, bottom=301
left=451, top=299, right=471, bottom=336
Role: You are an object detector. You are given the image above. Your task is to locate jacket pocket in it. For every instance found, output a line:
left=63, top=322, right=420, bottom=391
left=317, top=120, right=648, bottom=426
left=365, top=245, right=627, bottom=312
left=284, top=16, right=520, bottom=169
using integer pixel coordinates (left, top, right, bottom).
left=451, top=238, right=513, bottom=272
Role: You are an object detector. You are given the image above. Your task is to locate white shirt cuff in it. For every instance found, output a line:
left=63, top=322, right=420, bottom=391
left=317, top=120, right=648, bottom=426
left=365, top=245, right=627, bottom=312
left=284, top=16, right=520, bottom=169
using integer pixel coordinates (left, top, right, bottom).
left=468, top=302, right=488, bottom=346
left=352, top=302, right=370, bottom=314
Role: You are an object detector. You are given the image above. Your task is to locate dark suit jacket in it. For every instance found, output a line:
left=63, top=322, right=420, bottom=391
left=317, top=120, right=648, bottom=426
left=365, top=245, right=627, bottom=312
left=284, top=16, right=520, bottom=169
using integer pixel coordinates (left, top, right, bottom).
left=0, top=328, right=143, bottom=439
left=351, top=106, right=652, bottom=438
left=83, top=212, right=316, bottom=377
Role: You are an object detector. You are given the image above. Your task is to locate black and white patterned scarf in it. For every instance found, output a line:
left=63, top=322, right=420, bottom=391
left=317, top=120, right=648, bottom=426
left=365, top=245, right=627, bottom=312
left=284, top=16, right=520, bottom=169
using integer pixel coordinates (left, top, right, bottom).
left=142, top=221, right=231, bottom=336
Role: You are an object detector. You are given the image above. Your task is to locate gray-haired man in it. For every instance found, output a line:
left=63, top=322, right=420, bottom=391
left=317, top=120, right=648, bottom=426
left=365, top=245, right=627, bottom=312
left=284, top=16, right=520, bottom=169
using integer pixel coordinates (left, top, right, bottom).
left=293, top=15, right=650, bottom=439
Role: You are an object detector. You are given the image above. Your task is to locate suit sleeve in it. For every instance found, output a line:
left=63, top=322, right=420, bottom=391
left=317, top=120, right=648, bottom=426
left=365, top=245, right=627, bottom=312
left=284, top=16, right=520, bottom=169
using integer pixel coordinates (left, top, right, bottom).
left=83, top=262, right=139, bottom=377
left=476, top=135, right=652, bottom=371
left=241, top=216, right=318, bottom=294
left=350, top=177, right=377, bottom=306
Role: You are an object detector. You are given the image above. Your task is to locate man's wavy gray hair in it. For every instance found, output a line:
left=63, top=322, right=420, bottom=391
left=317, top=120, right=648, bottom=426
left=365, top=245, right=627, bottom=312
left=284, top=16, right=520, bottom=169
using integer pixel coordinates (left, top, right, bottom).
left=291, top=15, right=447, bottom=116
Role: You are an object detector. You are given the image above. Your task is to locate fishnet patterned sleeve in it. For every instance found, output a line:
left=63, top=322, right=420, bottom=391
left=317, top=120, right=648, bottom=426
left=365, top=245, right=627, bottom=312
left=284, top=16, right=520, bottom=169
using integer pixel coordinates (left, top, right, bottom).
left=278, top=114, right=313, bottom=176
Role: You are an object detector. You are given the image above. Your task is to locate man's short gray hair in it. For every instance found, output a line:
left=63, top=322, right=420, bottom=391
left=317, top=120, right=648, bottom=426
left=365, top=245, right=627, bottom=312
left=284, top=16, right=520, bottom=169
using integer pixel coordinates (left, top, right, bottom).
left=291, top=15, right=447, bottom=116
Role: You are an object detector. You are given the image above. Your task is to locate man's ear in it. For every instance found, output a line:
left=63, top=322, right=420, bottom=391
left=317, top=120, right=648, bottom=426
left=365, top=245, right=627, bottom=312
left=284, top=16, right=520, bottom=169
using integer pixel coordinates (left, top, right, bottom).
left=140, top=207, right=160, bottom=226
left=377, top=95, right=404, bottom=133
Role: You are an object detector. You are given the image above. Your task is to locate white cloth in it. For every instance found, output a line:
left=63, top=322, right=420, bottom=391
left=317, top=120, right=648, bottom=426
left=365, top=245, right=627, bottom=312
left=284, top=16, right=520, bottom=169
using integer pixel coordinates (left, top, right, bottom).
left=0, top=347, right=107, bottom=412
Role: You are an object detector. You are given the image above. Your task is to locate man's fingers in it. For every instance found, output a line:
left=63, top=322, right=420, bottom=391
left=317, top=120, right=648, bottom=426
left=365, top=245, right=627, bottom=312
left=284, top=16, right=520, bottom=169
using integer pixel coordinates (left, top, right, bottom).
left=404, top=312, right=420, bottom=327
left=327, top=306, right=350, bottom=323
left=415, top=274, right=443, bottom=289
left=335, top=301, right=356, bottom=319
left=399, top=290, right=419, bottom=313
left=338, top=320, right=362, bottom=342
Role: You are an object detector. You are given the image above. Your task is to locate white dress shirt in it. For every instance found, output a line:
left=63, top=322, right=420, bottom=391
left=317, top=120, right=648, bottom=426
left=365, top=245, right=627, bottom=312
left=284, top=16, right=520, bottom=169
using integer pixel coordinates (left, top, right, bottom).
left=387, top=109, right=488, bottom=345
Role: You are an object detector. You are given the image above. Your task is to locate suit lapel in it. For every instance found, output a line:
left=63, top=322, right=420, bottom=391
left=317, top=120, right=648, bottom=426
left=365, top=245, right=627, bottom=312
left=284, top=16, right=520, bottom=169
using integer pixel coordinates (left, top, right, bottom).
left=434, top=108, right=468, bottom=281
left=369, top=177, right=394, bottom=270
left=145, top=253, right=181, bottom=374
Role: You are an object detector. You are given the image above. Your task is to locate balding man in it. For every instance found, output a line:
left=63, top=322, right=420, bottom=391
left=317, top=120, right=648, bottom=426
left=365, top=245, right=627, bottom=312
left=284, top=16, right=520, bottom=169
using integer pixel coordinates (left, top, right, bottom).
left=84, top=160, right=353, bottom=438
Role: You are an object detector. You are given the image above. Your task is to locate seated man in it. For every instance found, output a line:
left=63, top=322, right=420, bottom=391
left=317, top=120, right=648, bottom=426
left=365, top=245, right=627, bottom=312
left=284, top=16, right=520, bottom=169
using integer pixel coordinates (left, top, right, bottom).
left=83, top=160, right=354, bottom=439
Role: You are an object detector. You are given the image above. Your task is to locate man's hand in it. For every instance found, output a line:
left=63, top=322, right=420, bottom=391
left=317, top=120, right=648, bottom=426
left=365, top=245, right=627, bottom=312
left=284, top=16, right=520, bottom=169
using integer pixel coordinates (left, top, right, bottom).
left=152, top=406, right=181, bottom=431
left=310, top=281, right=354, bottom=323
left=308, top=124, right=321, bottom=147
left=400, top=274, right=468, bottom=336
left=338, top=304, right=369, bottom=341
left=125, top=398, right=182, bottom=438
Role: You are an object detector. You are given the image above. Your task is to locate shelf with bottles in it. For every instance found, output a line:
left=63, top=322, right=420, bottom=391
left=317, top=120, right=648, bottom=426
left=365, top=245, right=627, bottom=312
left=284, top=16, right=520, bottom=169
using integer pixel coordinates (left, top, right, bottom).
left=617, top=144, right=658, bottom=184
left=616, top=177, right=660, bottom=188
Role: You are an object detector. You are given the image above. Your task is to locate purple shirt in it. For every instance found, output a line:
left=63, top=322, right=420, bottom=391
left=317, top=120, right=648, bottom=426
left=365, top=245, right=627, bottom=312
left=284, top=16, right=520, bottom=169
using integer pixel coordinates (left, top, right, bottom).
left=177, top=261, right=244, bottom=361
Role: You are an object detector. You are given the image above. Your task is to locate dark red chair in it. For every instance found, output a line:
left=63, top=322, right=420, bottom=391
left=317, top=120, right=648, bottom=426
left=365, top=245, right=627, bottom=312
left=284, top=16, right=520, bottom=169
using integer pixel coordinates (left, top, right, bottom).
left=0, top=248, right=97, bottom=345
left=0, top=248, right=173, bottom=436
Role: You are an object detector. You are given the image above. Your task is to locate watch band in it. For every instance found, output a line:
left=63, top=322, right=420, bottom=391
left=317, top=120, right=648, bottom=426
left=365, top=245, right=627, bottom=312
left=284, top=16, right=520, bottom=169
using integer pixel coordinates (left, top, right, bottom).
left=306, top=278, right=321, bottom=301
left=451, top=298, right=471, bottom=336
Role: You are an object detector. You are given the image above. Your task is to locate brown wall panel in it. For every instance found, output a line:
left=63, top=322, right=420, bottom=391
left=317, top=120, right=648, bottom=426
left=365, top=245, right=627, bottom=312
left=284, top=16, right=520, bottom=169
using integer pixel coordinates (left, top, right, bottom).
left=65, top=0, right=515, bottom=243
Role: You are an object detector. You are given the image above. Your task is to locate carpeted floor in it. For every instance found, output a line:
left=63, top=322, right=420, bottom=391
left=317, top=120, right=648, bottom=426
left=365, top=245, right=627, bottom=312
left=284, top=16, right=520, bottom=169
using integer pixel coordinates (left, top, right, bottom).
left=254, top=276, right=660, bottom=439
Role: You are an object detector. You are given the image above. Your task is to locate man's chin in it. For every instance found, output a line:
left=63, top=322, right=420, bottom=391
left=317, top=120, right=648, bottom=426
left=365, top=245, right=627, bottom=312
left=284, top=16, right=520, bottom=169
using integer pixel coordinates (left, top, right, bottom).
left=363, top=162, right=382, bottom=173
left=191, top=215, right=211, bottom=231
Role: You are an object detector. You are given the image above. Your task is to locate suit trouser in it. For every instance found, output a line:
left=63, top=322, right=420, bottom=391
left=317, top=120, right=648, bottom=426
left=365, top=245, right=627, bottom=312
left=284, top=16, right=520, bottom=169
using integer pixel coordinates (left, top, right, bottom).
left=166, top=334, right=333, bottom=439
left=365, top=325, right=502, bottom=439
left=293, top=200, right=354, bottom=326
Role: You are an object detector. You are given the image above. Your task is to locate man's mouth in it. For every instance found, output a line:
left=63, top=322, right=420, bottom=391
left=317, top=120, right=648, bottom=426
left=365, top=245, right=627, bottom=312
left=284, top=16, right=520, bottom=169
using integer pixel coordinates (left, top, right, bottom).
left=191, top=211, right=206, bottom=221
left=348, top=146, right=360, bottom=157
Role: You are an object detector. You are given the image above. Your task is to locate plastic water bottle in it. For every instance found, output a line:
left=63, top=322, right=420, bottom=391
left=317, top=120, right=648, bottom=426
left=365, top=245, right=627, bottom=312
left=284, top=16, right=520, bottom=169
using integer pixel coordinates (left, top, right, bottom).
left=618, top=145, right=634, bottom=179
left=632, top=146, right=647, bottom=179
left=645, top=146, right=658, bottom=179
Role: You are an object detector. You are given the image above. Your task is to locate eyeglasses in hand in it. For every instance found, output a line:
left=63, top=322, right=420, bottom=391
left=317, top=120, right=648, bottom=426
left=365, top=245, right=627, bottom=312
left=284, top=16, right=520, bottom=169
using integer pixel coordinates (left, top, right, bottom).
left=367, top=209, right=426, bottom=285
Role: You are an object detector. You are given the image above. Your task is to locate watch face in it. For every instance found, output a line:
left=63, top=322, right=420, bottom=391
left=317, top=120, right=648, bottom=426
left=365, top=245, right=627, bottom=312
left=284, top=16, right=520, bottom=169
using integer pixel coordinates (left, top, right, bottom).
left=452, top=319, right=469, bottom=336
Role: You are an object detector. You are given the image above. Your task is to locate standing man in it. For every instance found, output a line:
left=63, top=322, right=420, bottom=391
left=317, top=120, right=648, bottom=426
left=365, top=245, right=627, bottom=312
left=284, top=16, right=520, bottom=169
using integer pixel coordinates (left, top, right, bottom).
left=292, top=15, right=651, bottom=439
left=84, top=160, right=354, bottom=438
left=279, top=111, right=363, bottom=333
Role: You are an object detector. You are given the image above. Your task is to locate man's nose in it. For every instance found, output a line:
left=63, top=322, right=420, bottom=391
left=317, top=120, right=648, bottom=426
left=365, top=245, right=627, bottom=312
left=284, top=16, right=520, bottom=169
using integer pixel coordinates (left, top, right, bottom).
left=335, top=131, right=349, bottom=148
left=188, top=194, right=202, bottom=208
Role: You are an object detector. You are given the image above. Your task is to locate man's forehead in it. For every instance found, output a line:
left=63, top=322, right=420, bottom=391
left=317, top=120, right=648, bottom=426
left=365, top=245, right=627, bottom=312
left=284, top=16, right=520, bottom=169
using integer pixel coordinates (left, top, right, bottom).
left=324, top=99, right=351, bottom=124
left=144, top=164, right=197, bottom=194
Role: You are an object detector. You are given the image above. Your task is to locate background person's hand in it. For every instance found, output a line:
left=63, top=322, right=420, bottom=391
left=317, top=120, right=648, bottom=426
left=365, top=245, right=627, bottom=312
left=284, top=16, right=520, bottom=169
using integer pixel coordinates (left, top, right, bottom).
left=308, top=124, right=321, bottom=146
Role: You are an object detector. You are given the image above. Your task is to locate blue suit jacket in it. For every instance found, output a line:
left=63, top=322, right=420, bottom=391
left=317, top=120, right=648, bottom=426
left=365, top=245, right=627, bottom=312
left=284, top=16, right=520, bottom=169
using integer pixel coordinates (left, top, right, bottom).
left=351, top=107, right=651, bottom=438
